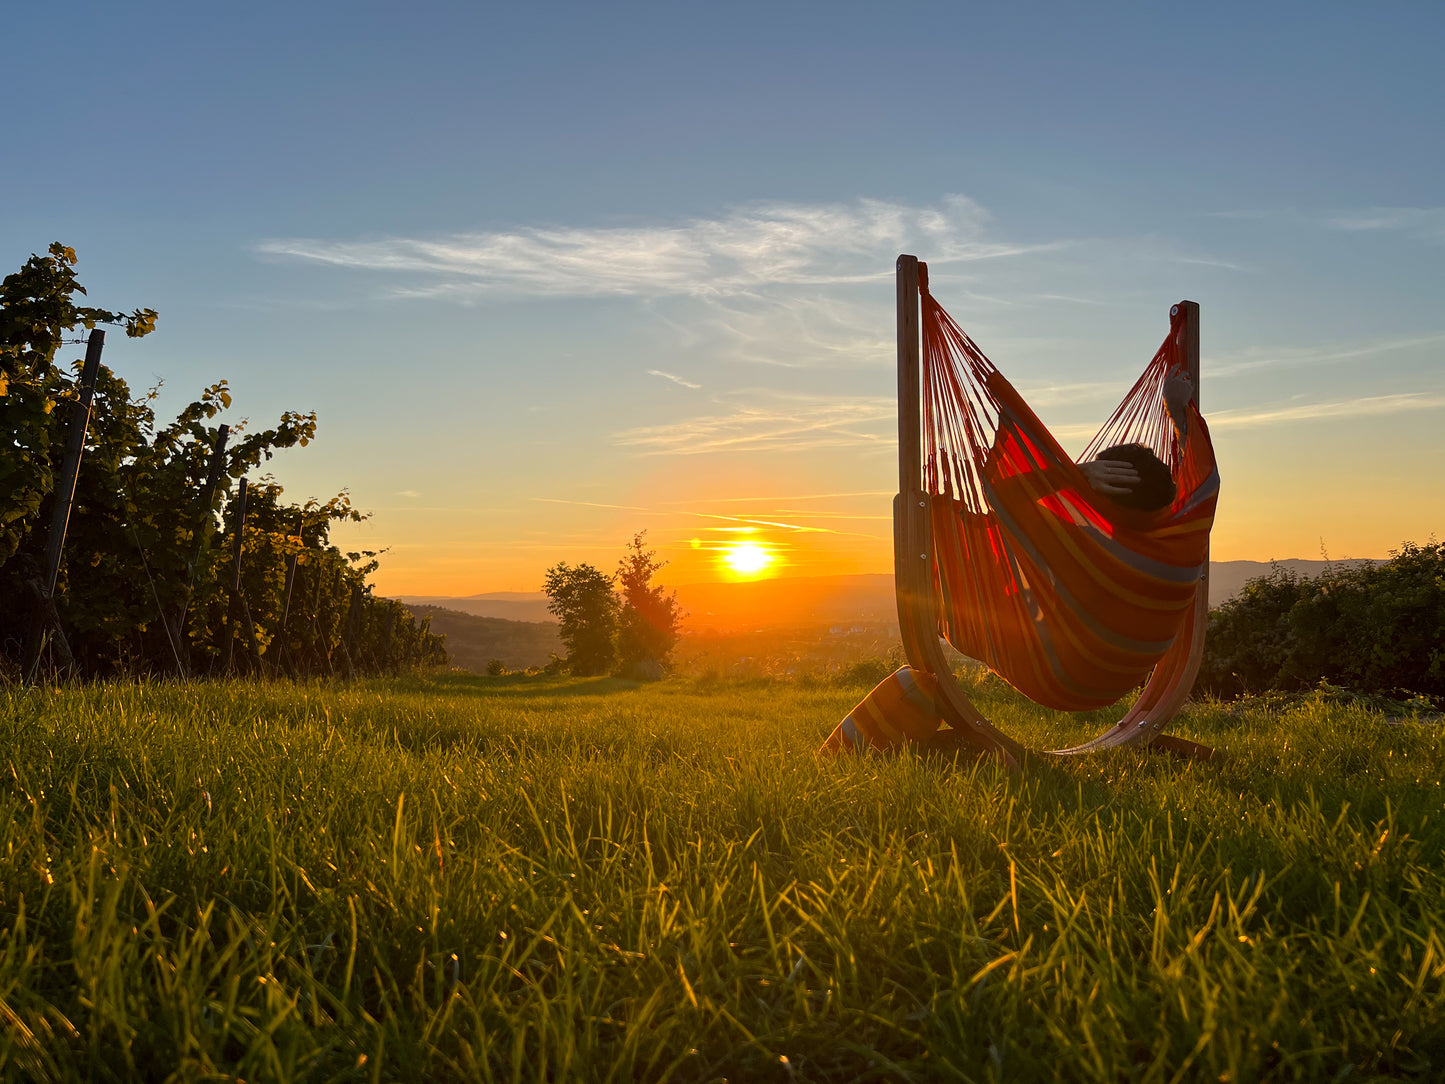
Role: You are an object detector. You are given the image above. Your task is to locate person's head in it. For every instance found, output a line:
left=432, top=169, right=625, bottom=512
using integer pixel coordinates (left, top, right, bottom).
left=1095, top=443, right=1175, bottom=512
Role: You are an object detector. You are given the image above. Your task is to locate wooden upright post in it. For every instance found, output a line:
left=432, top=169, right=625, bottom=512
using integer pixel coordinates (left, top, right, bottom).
left=897, top=257, right=922, bottom=495
left=221, top=478, right=249, bottom=675
left=274, top=510, right=304, bottom=676
left=342, top=582, right=363, bottom=678
left=1132, top=299, right=1215, bottom=761
left=894, top=256, right=931, bottom=669
left=381, top=602, right=396, bottom=674
left=23, top=330, right=105, bottom=680
left=169, top=424, right=230, bottom=676
left=42, top=330, right=105, bottom=598
left=1177, top=300, right=1206, bottom=613
left=892, top=256, right=1022, bottom=765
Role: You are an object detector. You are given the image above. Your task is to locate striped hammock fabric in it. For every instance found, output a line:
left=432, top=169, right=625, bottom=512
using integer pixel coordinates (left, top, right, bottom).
left=819, top=666, right=943, bottom=753
left=919, top=278, right=1220, bottom=712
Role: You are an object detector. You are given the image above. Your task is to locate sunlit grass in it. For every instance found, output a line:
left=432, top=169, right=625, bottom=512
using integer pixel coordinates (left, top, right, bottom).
left=1, top=672, right=1442, bottom=1081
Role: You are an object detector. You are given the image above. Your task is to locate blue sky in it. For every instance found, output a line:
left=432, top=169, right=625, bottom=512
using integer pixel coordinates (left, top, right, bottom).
left=6, top=2, right=1442, bottom=591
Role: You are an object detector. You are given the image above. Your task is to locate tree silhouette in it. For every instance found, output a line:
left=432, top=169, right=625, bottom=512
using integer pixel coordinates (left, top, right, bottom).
left=542, top=561, right=617, bottom=676
left=615, top=531, right=682, bottom=677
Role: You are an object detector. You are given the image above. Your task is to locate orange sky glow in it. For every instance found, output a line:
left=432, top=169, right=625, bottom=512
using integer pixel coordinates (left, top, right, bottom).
left=351, top=389, right=1442, bottom=597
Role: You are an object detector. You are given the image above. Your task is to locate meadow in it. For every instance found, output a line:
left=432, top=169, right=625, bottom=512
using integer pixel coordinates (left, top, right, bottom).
left=1, top=672, right=1442, bottom=1082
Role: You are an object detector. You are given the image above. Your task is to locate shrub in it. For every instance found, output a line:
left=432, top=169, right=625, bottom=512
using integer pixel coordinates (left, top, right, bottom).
left=1199, top=542, right=1445, bottom=704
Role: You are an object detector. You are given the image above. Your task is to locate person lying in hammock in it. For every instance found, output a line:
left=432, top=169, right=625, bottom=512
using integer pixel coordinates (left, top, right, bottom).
left=1077, top=373, right=1195, bottom=511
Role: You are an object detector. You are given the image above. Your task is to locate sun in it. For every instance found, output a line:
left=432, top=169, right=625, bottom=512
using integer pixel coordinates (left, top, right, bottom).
left=723, top=541, right=775, bottom=578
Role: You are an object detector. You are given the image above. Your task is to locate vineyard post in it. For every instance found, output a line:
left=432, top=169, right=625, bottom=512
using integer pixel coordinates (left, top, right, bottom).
left=240, top=593, right=265, bottom=677
left=381, top=602, right=396, bottom=673
left=42, top=330, right=105, bottom=597
left=309, top=558, right=332, bottom=676
left=343, top=582, right=363, bottom=678
left=331, top=564, right=351, bottom=677
left=23, top=329, right=105, bottom=680
left=221, top=477, right=249, bottom=675
left=275, top=509, right=304, bottom=676
left=169, top=423, right=230, bottom=677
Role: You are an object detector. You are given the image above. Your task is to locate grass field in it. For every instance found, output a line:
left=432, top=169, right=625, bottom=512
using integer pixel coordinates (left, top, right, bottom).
left=2, top=672, right=1442, bottom=1082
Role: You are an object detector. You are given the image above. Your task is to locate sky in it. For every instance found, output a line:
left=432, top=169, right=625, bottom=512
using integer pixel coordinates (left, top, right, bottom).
left=6, top=1, right=1442, bottom=594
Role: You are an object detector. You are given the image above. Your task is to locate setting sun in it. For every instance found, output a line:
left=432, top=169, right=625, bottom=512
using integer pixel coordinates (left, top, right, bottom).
left=723, top=541, right=775, bottom=578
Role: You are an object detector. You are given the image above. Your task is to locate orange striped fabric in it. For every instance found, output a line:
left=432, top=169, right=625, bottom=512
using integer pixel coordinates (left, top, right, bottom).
left=920, top=286, right=1219, bottom=712
left=819, top=666, right=944, bottom=753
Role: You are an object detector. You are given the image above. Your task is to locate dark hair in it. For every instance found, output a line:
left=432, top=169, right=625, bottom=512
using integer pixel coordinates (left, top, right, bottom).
left=1096, top=443, right=1176, bottom=512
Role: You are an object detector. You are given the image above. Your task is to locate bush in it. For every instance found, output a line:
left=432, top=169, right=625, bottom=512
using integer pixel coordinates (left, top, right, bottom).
left=1199, top=542, right=1445, bottom=704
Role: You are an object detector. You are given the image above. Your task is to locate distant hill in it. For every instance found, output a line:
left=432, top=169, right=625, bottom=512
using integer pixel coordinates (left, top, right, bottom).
left=399, top=560, right=1380, bottom=640
left=402, top=604, right=561, bottom=672
left=397, top=592, right=553, bottom=623
left=1206, top=559, right=1374, bottom=605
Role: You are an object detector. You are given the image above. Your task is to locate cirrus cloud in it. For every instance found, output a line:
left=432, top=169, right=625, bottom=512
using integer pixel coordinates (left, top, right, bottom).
left=255, top=196, right=1062, bottom=301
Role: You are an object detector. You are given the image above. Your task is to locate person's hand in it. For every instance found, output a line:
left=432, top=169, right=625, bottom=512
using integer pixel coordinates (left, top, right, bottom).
left=1164, top=373, right=1194, bottom=417
left=1080, top=457, right=1140, bottom=496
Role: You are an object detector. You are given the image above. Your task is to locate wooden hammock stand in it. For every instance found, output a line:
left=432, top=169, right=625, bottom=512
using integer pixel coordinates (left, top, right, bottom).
left=892, top=255, right=1215, bottom=765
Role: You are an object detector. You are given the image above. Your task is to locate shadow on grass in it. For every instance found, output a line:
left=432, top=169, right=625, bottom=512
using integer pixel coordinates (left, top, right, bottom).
left=371, top=672, right=649, bottom=700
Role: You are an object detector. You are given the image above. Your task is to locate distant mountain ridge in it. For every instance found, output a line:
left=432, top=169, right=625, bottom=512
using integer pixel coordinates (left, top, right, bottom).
left=396, top=559, right=1376, bottom=632
left=397, top=592, right=553, bottom=623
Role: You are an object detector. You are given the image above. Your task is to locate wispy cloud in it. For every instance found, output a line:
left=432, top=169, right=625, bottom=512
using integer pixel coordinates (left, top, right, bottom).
left=613, top=391, right=894, bottom=455
left=253, top=197, right=1258, bottom=373
left=647, top=369, right=701, bottom=389
left=1012, top=379, right=1123, bottom=407
left=255, top=196, right=1052, bottom=301
left=1209, top=332, right=1445, bottom=377
left=1204, top=205, right=1445, bottom=245
left=663, top=291, right=896, bottom=369
left=657, top=490, right=893, bottom=504
left=525, top=494, right=878, bottom=539
left=531, top=497, right=654, bottom=513
left=1327, top=207, right=1445, bottom=243
left=1208, top=392, right=1445, bottom=429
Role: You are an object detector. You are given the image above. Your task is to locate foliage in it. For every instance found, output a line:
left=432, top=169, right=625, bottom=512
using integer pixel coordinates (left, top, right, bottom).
left=0, top=245, right=444, bottom=678
left=1199, top=541, right=1445, bottom=704
left=614, top=530, right=683, bottom=677
left=0, top=243, right=157, bottom=569
left=541, top=561, right=617, bottom=676
left=1, top=675, right=1442, bottom=1080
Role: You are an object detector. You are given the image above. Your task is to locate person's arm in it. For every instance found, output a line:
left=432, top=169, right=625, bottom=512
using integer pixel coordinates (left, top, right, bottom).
left=1164, top=373, right=1194, bottom=450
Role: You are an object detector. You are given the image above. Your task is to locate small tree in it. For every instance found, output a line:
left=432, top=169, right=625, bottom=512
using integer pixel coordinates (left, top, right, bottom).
left=542, top=561, right=617, bottom=676
left=615, top=531, right=683, bottom=678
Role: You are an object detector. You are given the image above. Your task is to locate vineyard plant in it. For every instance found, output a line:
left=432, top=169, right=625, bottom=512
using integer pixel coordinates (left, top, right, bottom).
left=0, top=245, right=445, bottom=678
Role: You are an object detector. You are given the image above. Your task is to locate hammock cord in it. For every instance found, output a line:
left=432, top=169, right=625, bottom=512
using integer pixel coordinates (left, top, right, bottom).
left=920, top=281, right=1189, bottom=508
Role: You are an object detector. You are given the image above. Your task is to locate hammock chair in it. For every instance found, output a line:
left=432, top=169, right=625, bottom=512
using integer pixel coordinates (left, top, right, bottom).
left=889, top=255, right=1220, bottom=764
